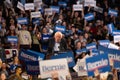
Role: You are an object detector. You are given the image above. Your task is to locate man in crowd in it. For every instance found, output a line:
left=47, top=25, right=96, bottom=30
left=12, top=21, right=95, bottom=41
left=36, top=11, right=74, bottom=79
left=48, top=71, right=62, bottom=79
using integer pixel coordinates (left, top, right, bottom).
left=47, top=31, right=67, bottom=59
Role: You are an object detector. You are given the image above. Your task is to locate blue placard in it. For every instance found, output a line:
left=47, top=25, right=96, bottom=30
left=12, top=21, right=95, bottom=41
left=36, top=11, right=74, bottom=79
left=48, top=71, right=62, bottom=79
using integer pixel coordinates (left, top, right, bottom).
left=58, top=1, right=67, bottom=7
left=108, top=9, right=118, bottom=17
left=41, top=33, right=51, bottom=40
left=84, top=13, right=94, bottom=21
left=25, top=61, right=40, bottom=75
left=107, top=23, right=115, bottom=34
left=50, top=51, right=75, bottom=67
left=76, top=48, right=87, bottom=55
left=65, top=30, right=72, bottom=36
left=86, top=53, right=111, bottom=76
left=98, top=45, right=120, bottom=69
left=50, top=6, right=60, bottom=13
left=98, top=40, right=110, bottom=47
left=54, top=25, right=66, bottom=33
left=86, top=42, right=96, bottom=50
left=19, top=49, right=45, bottom=61
left=27, top=50, right=45, bottom=60
left=7, top=36, right=18, bottom=43
left=32, top=18, right=40, bottom=25
left=91, top=49, right=99, bottom=56
left=17, top=17, right=28, bottom=25
left=112, top=30, right=120, bottom=36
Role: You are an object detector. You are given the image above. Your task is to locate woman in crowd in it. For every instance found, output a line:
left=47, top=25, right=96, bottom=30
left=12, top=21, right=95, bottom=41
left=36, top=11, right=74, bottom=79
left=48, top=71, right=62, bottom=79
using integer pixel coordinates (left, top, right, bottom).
left=0, top=72, right=6, bottom=80
left=31, top=25, right=42, bottom=52
left=9, top=56, right=21, bottom=74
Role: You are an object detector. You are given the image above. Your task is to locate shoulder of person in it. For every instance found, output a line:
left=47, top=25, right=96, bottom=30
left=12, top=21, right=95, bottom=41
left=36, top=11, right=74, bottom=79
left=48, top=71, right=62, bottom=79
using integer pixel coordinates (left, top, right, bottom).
left=8, top=74, right=17, bottom=80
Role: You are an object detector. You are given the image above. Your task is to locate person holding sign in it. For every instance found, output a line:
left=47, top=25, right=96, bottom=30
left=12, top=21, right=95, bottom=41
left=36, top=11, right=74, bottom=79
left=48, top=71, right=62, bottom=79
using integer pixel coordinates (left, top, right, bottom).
left=8, top=66, right=24, bottom=80
left=40, top=27, right=51, bottom=53
left=31, top=25, right=42, bottom=52
left=47, top=31, right=67, bottom=59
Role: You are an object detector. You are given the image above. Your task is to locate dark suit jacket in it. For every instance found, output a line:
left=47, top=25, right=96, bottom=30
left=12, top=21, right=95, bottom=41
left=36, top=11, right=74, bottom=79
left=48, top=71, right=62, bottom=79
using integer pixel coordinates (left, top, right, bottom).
left=47, top=37, right=67, bottom=58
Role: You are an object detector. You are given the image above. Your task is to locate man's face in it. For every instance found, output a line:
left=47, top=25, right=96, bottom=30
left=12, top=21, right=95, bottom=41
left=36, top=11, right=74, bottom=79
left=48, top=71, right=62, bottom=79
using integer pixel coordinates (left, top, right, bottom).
left=55, top=35, right=62, bottom=42
left=22, top=25, right=27, bottom=30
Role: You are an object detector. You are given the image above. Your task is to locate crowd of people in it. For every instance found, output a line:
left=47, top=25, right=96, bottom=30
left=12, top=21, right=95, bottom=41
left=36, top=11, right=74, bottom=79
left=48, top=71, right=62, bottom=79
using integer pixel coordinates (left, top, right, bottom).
left=0, top=0, right=120, bottom=80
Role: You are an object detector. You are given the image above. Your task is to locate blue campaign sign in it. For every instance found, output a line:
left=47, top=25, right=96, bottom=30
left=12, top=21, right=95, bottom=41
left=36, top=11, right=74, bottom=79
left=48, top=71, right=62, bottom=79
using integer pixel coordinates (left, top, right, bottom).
left=27, top=50, right=45, bottom=60
left=112, top=30, right=120, bottom=35
left=76, top=48, right=87, bottom=55
left=25, top=61, right=40, bottom=75
left=98, top=45, right=120, bottom=69
left=41, top=33, right=51, bottom=40
left=54, top=25, right=66, bottom=33
left=19, top=49, right=38, bottom=61
left=86, top=53, right=111, bottom=76
left=91, top=49, right=99, bottom=56
left=84, top=13, right=94, bottom=21
left=50, top=6, right=60, bottom=13
left=58, top=1, right=67, bottom=7
left=107, top=23, right=115, bottom=34
left=7, top=36, right=18, bottom=43
left=19, top=49, right=45, bottom=61
left=50, top=51, right=75, bottom=67
left=108, top=9, right=118, bottom=17
left=98, top=40, right=110, bottom=47
left=65, top=30, right=72, bottom=36
left=32, top=18, right=40, bottom=25
left=86, top=42, right=96, bottom=50
left=17, top=17, right=28, bottom=25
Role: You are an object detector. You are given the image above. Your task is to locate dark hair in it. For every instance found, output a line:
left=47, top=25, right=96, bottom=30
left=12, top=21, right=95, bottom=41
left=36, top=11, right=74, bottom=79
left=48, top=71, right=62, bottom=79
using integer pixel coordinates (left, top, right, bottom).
left=107, top=74, right=114, bottom=80
left=15, top=65, right=22, bottom=72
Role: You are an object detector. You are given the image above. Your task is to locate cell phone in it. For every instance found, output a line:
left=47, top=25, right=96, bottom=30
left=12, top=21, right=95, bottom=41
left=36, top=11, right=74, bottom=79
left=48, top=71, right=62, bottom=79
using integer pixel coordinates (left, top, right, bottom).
left=12, top=50, right=17, bottom=57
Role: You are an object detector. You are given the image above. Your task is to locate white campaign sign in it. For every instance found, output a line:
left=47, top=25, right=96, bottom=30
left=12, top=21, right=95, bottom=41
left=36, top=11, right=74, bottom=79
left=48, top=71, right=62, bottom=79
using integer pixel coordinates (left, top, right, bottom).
left=25, top=3, right=34, bottom=10
left=114, top=35, right=120, bottom=43
left=84, top=0, right=96, bottom=7
left=94, top=6, right=103, bottom=13
left=73, top=4, right=83, bottom=11
left=45, top=8, right=53, bottom=15
left=31, top=12, right=41, bottom=18
left=108, top=43, right=119, bottom=50
left=77, top=59, right=87, bottom=76
left=34, top=0, right=42, bottom=9
left=39, top=58, right=70, bottom=80
left=17, top=1, right=24, bottom=11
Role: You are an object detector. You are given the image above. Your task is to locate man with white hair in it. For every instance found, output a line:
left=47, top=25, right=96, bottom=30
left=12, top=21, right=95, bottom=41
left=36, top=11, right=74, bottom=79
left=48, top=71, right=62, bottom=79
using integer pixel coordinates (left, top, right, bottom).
left=47, top=31, right=67, bottom=59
